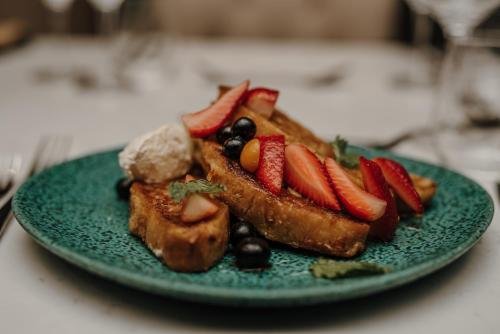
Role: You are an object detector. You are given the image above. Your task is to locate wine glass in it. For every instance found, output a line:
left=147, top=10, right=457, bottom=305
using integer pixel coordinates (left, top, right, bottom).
left=78, top=0, right=126, bottom=91
left=433, top=37, right=500, bottom=180
left=79, top=0, right=172, bottom=92
left=427, top=0, right=500, bottom=39
left=115, top=0, right=175, bottom=92
left=425, top=0, right=500, bottom=102
left=36, top=0, right=76, bottom=85
left=395, top=0, right=435, bottom=87
left=427, top=1, right=500, bottom=178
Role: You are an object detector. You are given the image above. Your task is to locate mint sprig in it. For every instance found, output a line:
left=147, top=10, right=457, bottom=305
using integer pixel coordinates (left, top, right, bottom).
left=310, top=258, right=391, bottom=279
left=168, top=179, right=226, bottom=203
left=331, top=135, right=359, bottom=169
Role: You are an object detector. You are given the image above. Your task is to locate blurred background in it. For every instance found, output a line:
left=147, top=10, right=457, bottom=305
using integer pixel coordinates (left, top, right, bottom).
left=1, top=0, right=500, bottom=185
left=1, top=3, right=500, bottom=333
left=2, top=0, right=436, bottom=40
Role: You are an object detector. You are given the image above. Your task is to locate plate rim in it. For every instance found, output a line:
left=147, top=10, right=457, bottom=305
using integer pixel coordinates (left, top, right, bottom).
left=12, top=148, right=495, bottom=307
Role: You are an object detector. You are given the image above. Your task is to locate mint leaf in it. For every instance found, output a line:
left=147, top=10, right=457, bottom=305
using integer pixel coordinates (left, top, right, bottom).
left=168, top=179, right=226, bottom=203
left=331, top=135, right=359, bottom=168
left=310, top=258, right=391, bottom=279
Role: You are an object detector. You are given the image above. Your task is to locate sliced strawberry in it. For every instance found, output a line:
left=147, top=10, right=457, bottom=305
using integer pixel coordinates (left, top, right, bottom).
left=182, top=80, right=249, bottom=138
left=256, top=135, right=285, bottom=195
left=359, top=156, right=399, bottom=241
left=243, top=87, right=279, bottom=119
left=284, top=144, right=341, bottom=210
left=180, top=194, right=219, bottom=223
left=373, top=157, right=424, bottom=214
left=325, top=157, right=386, bottom=221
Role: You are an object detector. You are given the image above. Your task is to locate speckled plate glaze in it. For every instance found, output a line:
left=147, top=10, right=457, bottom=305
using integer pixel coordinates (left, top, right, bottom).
left=13, top=147, right=493, bottom=307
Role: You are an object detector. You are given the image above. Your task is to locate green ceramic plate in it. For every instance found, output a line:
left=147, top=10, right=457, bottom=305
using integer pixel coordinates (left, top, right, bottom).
left=13, top=148, right=494, bottom=307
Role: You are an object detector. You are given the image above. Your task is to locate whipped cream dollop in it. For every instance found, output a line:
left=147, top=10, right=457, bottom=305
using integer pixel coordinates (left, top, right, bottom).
left=119, top=124, right=193, bottom=183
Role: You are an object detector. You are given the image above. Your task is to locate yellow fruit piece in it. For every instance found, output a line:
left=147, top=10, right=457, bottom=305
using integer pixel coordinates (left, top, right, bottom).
left=240, top=138, right=260, bottom=173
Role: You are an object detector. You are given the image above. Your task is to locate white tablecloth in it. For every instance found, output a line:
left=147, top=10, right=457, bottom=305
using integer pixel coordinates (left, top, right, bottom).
left=0, top=37, right=498, bottom=334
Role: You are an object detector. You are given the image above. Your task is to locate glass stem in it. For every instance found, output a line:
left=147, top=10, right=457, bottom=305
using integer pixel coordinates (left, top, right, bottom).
left=410, top=13, right=432, bottom=83
left=432, top=38, right=463, bottom=165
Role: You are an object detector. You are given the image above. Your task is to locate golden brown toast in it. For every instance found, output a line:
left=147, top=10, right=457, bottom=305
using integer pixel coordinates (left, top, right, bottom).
left=270, top=109, right=333, bottom=155
left=129, top=182, right=229, bottom=272
left=219, top=86, right=333, bottom=157
left=230, top=106, right=333, bottom=157
left=199, top=141, right=370, bottom=258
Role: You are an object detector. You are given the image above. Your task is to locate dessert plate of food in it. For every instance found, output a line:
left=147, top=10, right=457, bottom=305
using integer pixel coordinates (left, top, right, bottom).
left=13, top=81, right=494, bottom=307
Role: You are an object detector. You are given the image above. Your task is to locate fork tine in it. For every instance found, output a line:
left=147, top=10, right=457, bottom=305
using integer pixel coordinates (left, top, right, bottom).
left=7, top=154, right=22, bottom=184
left=0, top=155, right=21, bottom=192
left=0, top=154, right=22, bottom=196
left=33, top=135, right=72, bottom=174
left=55, top=135, right=72, bottom=164
left=1, top=135, right=72, bottom=240
left=0, top=158, right=6, bottom=189
left=0, top=158, right=7, bottom=191
left=10, top=155, right=22, bottom=176
left=30, top=136, right=51, bottom=174
left=38, top=136, right=58, bottom=172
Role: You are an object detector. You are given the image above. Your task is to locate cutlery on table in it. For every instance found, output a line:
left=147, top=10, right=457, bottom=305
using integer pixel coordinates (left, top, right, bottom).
left=196, top=62, right=347, bottom=89
left=0, top=155, right=23, bottom=238
left=359, top=111, right=500, bottom=151
left=496, top=181, right=500, bottom=203
left=0, top=155, right=22, bottom=197
left=354, top=126, right=434, bottom=151
left=0, top=135, right=72, bottom=240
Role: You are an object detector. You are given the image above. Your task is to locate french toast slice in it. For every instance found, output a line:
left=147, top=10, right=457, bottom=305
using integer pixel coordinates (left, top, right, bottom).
left=129, top=182, right=229, bottom=272
left=198, top=140, right=370, bottom=258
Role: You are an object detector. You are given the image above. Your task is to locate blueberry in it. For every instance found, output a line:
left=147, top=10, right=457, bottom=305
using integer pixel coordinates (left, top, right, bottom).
left=116, top=177, right=132, bottom=200
left=234, top=237, right=271, bottom=269
left=230, top=221, right=256, bottom=247
left=232, top=117, right=256, bottom=141
left=223, top=136, right=245, bottom=160
left=216, top=125, right=233, bottom=145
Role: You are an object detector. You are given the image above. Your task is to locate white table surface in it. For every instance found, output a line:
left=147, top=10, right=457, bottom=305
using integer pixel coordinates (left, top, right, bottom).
left=0, top=37, right=498, bottom=334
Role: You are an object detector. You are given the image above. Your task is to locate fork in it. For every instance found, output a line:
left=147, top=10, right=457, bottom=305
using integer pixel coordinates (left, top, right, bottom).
left=0, top=135, right=72, bottom=240
left=0, top=155, right=22, bottom=197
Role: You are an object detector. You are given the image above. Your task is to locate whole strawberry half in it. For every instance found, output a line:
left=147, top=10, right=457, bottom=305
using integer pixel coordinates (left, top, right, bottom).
left=284, top=144, right=341, bottom=210
left=324, top=157, right=387, bottom=221
left=182, top=80, right=249, bottom=138
left=256, top=135, right=285, bottom=195
left=359, top=156, right=399, bottom=241
left=243, top=87, right=279, bottom=119
left=373, top=157, right=424, bottom=214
